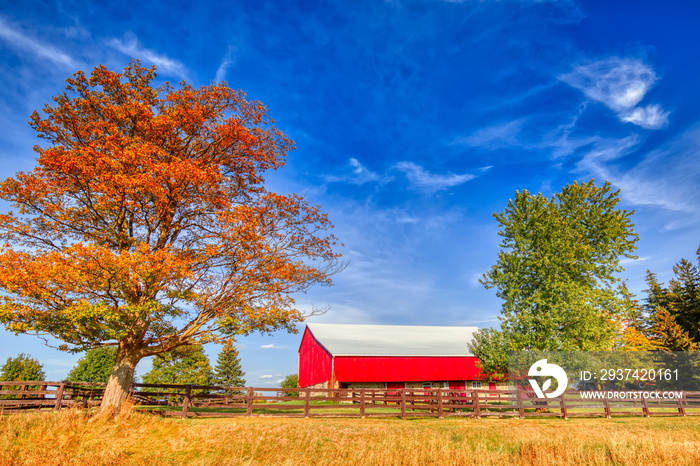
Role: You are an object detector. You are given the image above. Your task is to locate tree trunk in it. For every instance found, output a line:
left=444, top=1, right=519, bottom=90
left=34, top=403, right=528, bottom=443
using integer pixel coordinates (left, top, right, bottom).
left=99, top=345, right=141, bottom=415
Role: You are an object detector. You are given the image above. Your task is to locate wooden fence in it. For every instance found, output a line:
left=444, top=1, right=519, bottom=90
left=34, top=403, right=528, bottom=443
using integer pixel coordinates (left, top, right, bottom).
left=1, top=381, right=699, bottom=420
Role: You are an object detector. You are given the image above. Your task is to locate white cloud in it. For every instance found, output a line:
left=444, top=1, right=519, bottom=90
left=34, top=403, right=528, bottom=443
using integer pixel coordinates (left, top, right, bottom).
left=560, top=57, right=668, bottom=129
left=215, top=46, right=237, bottom=82
left=468, top=272, right=484, bottom=289
left=395, top=162, right=475, bottom=193
left=0, top=17, right=78, bottom=69
left=107, top=32, right=188, bottom=79
left=619, top=104, right=669, bottom=130
left=258, top=374, right=273, bottom=379
left=324, top=158, right=384, bottom=185
left=259, top=344, right=288, bottom=349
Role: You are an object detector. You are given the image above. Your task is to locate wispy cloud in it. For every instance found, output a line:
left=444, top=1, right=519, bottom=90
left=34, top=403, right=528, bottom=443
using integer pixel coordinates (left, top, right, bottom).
left=395, top=162, right=475, bottom=193
left=215, top=45, right=237, bottom=82
left=560, top=57, right=669, bottom=129
left=577, top=129, right=700, bottom=220
left=107, top=32, right=188, bottom=79
left=0, top=17, right=78, bottom=69
left=258, top=374, right=273, bottom=379
left=324, top=158, right=384, bottom=185
left=260, top=344, right=288, bottom=349
left=453, top=120, right=525, bottom=150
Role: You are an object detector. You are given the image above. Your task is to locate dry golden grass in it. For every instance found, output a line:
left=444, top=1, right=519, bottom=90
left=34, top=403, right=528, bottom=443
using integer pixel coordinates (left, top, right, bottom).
left=2, top=409, right=700, bottom=465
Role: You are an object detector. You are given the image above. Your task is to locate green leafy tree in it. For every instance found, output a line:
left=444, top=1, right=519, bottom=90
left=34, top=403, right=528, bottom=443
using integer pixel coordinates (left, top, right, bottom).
left=66, top=347, right=117, bottom=383
left=211, top=342, right=246, bottom=391
left=466, top=328, right=510, bottom=380
left=280, top=373, right=299, bottom=397
left=474, top=181, right=638, bottom=374
left=141, top=345, right=212, bottom=389
left=0, top=353, right=45, bottom=382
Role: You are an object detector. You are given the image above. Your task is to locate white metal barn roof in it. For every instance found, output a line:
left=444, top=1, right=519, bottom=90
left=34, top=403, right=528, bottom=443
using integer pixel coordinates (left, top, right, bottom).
left=305, top=323, right=479, bottom=357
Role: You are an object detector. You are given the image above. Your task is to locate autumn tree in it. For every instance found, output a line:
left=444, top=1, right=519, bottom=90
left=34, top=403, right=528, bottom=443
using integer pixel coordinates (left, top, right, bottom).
left=473, top=181, right=638, bottom=373
left=0, top=62, right=341, bottom=414
left=66, top=347, right=117, bottom=383
left=211, top=341, right=246, bottom=390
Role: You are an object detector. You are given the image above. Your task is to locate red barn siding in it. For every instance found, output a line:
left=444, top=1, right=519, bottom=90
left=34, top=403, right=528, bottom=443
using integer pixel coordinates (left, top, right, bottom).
left=298, top=327, right=333, bottom=387
left=332, top=356, right=481, bottom=383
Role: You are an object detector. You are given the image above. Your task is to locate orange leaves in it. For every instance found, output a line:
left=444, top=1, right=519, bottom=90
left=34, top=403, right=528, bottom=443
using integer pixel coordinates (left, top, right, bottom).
left=0, top=60, right=341, bottom=357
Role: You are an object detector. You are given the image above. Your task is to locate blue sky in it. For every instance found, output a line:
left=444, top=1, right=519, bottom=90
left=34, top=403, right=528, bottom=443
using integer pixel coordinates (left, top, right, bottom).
left=0, top=0, right=698, bottom=386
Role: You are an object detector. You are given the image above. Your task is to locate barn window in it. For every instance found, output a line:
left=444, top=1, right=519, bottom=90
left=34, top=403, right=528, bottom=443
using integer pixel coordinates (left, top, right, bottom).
left=471, top=381, right=482, bottom=389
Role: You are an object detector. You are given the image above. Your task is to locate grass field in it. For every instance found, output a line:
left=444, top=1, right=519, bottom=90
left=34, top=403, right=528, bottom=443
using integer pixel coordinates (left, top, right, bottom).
left=2, top=408, right=700, bottom=465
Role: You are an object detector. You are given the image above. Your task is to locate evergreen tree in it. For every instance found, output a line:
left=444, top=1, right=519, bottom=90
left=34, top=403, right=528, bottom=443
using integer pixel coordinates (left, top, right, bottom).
left=211, top=342, right=246, bottom=391
left=619, top=276, right=696, bottom=352
left=652, top=308, right=696, bottom=351
left=645, top=248, right=700, bottom=348
left=66, top=347, right=117, bottom=384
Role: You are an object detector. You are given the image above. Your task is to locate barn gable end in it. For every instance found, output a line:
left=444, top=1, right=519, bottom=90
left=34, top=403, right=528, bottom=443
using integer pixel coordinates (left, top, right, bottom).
left=298, top=326, right=333, bottom=388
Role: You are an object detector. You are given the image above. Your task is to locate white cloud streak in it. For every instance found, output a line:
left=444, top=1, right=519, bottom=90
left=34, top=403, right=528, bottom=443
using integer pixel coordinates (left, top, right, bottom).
left=107, top=32, right=188, bottom=79
left=453, top=119, right=524, bottom=150
left=577, top=129, right=700, bottom=220
left=0, top=17, right=78, bottom=69
left=260, top=344, right=287, bottom=349
left=395, top=161, right=475, bottom=192
left=324, top=158, right=384, bottom=185
left=215, top=46, right=237, bottom=82
left=560, top=57, right=669, bottom=129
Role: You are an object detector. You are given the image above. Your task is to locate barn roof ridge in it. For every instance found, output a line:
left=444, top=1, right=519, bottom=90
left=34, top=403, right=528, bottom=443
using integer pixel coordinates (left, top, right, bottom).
left=304, top=323, right=479, bottom=357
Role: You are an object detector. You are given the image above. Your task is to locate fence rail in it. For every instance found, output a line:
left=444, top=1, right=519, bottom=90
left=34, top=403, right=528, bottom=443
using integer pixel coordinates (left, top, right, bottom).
left=1, top=381, right=698, bottom=420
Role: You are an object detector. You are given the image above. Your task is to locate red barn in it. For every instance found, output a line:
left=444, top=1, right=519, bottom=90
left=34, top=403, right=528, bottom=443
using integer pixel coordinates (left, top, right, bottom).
left=298, top=323, right=498, bottom=391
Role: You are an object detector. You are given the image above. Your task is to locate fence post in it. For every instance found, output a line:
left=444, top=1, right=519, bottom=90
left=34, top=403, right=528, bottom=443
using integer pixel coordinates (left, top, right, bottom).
left=559, top=394, right=568, bottom=420
left=400, top=389, right=406, bottom=420
left=182, top=385, right=192, bottom=419
left=603, top=398, right=611, bottom=419
left=641, top=396, right=650, bottom=417
left=517, top=389, right=525, bottom=419
left=437, top=389, right=444, bottom=419
left=304, top=388, right=311, bottom=418
left=677, top=394, right=686, bottom=417
left=473, top=390, right=481, bottom=419
left=54, top=382, right=65, bottom=411
left=360, top=390, right=366, bottom=418
left=246, top=387, right=254, bottom=417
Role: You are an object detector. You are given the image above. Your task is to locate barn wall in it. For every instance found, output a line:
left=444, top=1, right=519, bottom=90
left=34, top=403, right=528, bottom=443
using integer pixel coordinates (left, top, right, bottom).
left=298, top=327, right=333, bottom=388
left=333, top=356, right=481, bottom=383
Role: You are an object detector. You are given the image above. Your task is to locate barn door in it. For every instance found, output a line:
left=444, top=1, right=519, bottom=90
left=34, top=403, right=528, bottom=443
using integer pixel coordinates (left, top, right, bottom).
left=386, top=382, right=404, bottom=397
left=449, top=381, right=467, bottom=401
